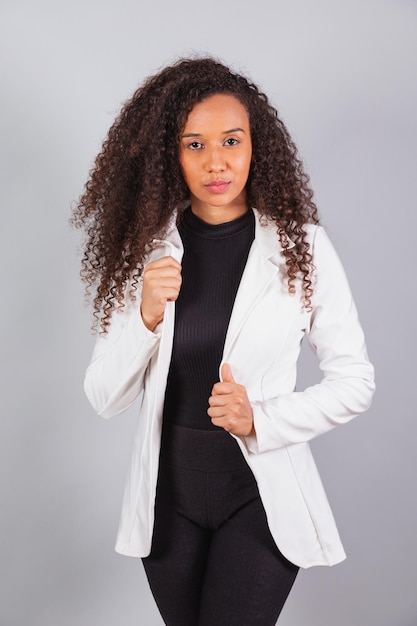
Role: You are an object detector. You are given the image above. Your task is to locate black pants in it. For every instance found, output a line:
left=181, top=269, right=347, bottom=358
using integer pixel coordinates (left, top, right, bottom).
left=142, top=425, right=298, bottom=626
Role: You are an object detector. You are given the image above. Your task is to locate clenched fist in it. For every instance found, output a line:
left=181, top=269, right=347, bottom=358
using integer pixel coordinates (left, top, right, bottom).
left=208, top=363, right=255, bottom=437
left=140, top=256, right=182, bottom=332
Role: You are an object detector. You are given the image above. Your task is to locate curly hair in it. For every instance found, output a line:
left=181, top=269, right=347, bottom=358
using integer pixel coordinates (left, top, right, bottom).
left=72, top=56, right=319, bottom=332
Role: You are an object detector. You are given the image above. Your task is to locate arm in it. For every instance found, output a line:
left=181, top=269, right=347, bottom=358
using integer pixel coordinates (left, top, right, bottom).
left=245, top=226, right=375, bottom=453
left=84, top=256, right=182, bottom=419
left=84, top=301, right=161, bottom=418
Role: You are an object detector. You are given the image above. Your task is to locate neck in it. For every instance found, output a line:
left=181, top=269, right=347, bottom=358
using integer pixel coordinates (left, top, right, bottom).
left=190, top=199, right=249, bottom=225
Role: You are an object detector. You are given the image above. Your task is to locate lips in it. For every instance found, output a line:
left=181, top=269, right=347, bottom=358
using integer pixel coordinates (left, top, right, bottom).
left=204, top=181, right=231, bottom=194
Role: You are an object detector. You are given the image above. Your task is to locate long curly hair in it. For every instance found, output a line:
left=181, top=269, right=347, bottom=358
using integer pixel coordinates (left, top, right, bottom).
left=72, top=56, right=319, bottom=332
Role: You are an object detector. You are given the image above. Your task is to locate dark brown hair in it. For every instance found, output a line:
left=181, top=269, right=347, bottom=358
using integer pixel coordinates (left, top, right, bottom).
left=72, top=56, right=319, bottom=332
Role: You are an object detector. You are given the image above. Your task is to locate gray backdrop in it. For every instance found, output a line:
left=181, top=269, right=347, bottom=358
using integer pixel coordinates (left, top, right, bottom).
left=1, top=0, right=416, bottom=624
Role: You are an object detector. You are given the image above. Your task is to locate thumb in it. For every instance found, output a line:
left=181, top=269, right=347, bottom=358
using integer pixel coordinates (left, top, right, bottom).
left=221, top=362, right=235, bottom=383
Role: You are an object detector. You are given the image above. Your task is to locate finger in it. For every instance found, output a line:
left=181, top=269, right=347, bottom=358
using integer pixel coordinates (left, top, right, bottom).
left=210, top=416, right=229, bottom=431
left=207, top=405, right=227, bottom=419
left=211, top=381, right=236, bottom=396
left=143, top=269, right=182, bottom=294
left=146, top=276, right=182, bottom=291
left=221, top=362, right=235, bottom=383
left=208, top=394, right=228, bottom=407
left=146, top=256, right=182, bottom=271
left=144, top=265, right=182, bottom=282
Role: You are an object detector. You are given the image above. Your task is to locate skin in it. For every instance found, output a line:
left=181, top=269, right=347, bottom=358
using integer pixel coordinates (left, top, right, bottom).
left=141, top=94, right=254, bottom=437
left=179, top=93, right=252, bottom=225
left=140, top=256, right=182, bottom=332
left=208, top=362, right=255, bottom=437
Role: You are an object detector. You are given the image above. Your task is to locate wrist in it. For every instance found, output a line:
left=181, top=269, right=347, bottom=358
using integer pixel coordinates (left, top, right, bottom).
left=140, top=307, right=161, bottom=332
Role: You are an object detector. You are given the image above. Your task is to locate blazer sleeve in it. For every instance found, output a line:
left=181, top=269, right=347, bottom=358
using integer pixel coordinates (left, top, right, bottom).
left=245, top=225, right=375, bottom=453
left=83, top=296, right=161, bottom=419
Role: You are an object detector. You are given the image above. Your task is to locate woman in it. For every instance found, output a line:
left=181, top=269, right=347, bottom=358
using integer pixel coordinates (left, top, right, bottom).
left=73, top=57, right=375, bottom=624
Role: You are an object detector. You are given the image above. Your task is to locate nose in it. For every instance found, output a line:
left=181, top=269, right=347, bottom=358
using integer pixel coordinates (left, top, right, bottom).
left=205, top=146, right=225, bottom=172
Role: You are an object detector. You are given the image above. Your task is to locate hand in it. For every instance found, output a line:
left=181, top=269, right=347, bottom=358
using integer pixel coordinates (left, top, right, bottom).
left=140, top=256, right=182, bottom=331
left=208, top=363, right=255, bottom=437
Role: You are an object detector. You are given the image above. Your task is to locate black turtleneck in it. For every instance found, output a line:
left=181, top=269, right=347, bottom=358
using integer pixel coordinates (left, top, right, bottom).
left=162, top=207, right=255, bottom=430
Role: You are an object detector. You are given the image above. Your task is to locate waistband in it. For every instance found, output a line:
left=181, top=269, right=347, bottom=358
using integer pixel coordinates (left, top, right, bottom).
left=160, top=423, right=251, bottom=473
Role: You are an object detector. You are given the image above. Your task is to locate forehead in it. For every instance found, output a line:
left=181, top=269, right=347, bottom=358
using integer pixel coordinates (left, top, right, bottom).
left=183, top=94, right=250, bottom=129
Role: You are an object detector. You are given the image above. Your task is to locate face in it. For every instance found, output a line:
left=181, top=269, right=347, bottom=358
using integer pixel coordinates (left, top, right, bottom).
left=179, top=94, right=252, bottom=224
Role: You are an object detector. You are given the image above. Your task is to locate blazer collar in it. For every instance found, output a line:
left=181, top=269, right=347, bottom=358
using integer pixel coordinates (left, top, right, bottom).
left=159, top=207, right=294, bottom=261
left=151, top=213, right=184, bottom=262
left=252, top=208, right=295, bottom=260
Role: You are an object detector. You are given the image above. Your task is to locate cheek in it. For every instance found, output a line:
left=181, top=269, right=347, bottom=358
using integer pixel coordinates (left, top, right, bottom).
left=239, top=143, right=252, bottom=168
left=237, top=152, right=252, bottom=181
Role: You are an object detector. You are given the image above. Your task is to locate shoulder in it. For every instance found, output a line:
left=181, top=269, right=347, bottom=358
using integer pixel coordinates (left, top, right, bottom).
left=253, top=208, right=322, bottom=248
left=302, top=222, right=321, bottom=247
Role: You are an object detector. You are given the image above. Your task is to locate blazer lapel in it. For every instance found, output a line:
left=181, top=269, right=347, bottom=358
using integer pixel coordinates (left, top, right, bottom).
left=222, top=209, right=294, bottom=361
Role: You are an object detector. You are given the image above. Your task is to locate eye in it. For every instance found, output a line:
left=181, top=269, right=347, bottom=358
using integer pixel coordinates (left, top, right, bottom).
left=187, top=140, right=204, bottom=150
left=224, top=137, right=240, bottom=147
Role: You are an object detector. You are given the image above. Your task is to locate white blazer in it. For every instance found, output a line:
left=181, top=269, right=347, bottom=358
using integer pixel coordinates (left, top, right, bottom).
left=84, top=209, right=375, bottom=568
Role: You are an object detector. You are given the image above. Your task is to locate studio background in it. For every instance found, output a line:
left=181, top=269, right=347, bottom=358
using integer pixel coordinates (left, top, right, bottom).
left=1, top=1, right=416, bottom=624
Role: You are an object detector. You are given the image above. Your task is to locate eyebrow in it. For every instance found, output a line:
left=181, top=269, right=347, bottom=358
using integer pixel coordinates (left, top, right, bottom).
left=181, top=127, right=246, bottom=138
